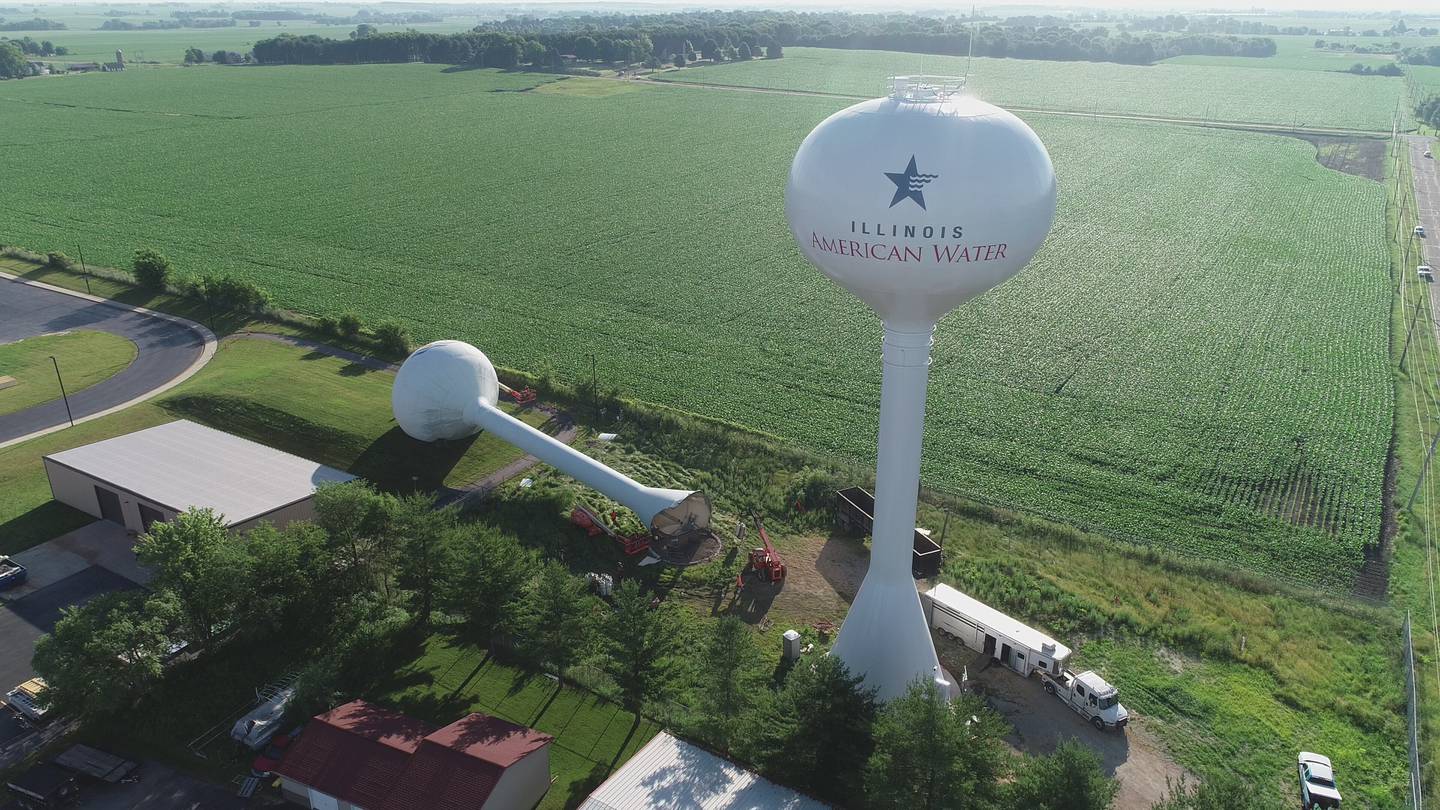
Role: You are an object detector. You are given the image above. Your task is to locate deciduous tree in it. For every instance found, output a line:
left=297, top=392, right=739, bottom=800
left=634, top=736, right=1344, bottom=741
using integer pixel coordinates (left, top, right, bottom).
left=136, top=508, right=247, bottom=646
left=33, top=591, right=179, bottom=717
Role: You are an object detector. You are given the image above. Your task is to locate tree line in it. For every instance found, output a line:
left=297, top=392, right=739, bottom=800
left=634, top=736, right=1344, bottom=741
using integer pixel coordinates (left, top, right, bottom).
left=1417, top=96, right=1440, bottom=130
left=1402, top=45, right=1440, bottom=66
left=243, top=11, right=1275, bottom=68
left=2, top=36, right=66, bottom=56
left=0, top=17, right=64, bottom=31
left=474, top=10, right=1275, bottom=66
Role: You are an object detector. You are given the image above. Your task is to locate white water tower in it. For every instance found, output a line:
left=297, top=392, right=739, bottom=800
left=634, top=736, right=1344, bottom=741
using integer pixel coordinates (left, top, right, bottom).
left=786, top=76, right=1056, bottom=701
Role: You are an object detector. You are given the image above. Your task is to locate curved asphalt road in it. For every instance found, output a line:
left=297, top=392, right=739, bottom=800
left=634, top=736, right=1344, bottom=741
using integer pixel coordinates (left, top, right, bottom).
left=0, top=277, right=209, bottom=444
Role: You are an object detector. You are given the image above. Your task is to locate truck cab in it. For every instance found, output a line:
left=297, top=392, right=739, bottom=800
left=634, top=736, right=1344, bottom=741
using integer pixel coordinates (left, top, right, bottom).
left=1040, top=669, right=1128, bottom=731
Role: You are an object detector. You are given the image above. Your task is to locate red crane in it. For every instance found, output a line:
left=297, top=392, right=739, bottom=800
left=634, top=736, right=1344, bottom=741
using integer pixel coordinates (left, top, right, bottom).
left=737, top=514, right=786, bottom=588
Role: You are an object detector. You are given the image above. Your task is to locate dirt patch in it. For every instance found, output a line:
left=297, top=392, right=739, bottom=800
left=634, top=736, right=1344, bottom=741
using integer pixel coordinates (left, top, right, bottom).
left=936, top=639, right=1188, bottom=810
left=1287, top=134, right=1387, bottom=181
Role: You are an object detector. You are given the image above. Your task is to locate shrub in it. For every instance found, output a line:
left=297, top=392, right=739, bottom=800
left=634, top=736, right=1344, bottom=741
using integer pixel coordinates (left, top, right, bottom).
left=45, top=251, right=71, bottom=270
left=374, top=321, right=410, bottom=356
left=195, top=272, right=271, bottom=314
left=337, top=312, right=362, bottom=339
left=316, top=315, right=339, bottom=336
left=132, top=248, right=172, bottom=290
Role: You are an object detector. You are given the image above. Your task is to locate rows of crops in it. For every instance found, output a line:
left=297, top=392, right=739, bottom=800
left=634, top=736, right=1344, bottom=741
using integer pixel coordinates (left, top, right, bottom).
left=0, top=66, right=1392, bottom=583
left=653, top=47, right=1407, bottom=131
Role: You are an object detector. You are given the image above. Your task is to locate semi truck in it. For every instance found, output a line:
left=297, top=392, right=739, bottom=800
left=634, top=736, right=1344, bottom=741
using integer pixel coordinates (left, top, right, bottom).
left=1039, top=668, right=1130, bottom=731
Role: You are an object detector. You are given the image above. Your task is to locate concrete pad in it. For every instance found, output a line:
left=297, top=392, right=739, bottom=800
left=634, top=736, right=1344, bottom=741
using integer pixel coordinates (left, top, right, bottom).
left=3, top=521, right=151, bottom=601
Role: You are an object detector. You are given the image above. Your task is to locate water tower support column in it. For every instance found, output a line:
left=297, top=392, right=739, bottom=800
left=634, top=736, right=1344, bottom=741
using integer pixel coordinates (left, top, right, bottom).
left=829, top=324, right=949, bottom=701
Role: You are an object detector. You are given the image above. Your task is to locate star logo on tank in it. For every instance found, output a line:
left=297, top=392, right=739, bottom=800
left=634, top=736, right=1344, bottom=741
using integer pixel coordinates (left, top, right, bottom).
left=885, top=156, right=939, bottom=210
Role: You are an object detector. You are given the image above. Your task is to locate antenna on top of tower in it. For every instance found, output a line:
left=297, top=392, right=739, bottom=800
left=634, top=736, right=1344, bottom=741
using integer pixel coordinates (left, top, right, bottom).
left=966, top=5, right=975, bottom=83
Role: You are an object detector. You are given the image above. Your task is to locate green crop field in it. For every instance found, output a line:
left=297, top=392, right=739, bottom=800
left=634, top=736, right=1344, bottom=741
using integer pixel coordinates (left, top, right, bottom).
left=654, top=47, right=1407, bottom=130
left=0, top=65, right=1392, bottom=585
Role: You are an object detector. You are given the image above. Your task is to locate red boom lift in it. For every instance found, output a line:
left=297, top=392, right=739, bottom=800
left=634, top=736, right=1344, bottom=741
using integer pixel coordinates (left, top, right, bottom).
left=736, top=514, right=786, bottom=588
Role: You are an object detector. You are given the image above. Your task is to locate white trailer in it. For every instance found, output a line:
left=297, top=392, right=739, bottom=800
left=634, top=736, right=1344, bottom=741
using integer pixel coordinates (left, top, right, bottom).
left=922, top=584, right=1071, bottom=678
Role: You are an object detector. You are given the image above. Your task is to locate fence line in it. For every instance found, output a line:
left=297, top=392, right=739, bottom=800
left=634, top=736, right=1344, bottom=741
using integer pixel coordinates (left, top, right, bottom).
left=1406, top=612, right=1424, bottom=810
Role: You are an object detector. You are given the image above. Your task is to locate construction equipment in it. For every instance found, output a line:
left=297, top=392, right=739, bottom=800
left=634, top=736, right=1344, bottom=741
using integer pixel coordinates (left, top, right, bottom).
left=736, top=514, right=787, bottom=587
left=570, top=504, right=651, bottom=556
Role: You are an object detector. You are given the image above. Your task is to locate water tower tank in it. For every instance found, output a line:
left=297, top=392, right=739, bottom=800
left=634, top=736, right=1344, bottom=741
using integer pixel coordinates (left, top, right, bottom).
left=786, top=76, right=1055, bottom=327
left=786, top=76, right=1056, bottom=702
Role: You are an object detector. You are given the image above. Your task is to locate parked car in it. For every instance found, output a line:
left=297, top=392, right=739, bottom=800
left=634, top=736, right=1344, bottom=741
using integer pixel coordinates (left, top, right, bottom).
left=1418, top=225, right=1428, bottom=238
left=5, top=679, right=50, bottom=723
left=0, top=556, right=26, bottom=590
left=1298, top=752, right=1342, bottom=808
left=1420, top=265, right=1434, bottom=281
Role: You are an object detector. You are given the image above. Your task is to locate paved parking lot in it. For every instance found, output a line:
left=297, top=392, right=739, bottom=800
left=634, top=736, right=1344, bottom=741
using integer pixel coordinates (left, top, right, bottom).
left=0, top=521, right=152, bottom=771
left=0, top=760, right=251, bottom=810
left=0, top=566, right=138, bottom=693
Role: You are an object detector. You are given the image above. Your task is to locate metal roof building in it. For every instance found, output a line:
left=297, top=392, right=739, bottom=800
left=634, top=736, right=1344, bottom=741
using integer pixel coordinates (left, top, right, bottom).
left=274, top=700, right=554, bottom=810
left=43, top=420, right=354, bottom=534
left=580, top=732, right=828, bottom=810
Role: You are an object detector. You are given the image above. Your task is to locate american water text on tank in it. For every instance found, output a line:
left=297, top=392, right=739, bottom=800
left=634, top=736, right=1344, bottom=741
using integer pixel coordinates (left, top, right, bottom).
left=810, top=233, right=1008, bottom=265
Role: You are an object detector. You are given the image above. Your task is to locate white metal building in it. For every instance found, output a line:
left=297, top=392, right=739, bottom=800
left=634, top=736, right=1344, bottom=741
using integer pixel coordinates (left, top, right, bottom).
left=43, top=420, right=355, bottom=534
left=580, top=732, right=828, bottom=810
left=924, top=583, right=1072, bottom=678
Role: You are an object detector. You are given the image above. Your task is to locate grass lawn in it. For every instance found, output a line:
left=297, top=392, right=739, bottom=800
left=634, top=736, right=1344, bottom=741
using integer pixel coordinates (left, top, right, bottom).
left=375, top=635, right=661, bottom=810
left=0, top=331, right=136, bottom=416
left=0, top=337, right=549, bottom=554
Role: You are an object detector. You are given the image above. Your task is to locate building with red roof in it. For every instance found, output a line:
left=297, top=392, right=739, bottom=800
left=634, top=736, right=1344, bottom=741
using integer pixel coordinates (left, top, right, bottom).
left=274, top=700, right=554, bottom=810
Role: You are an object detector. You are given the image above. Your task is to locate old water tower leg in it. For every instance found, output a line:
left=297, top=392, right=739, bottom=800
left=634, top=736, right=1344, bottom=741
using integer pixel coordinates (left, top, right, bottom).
left=829, top=324, right=948, bottom=703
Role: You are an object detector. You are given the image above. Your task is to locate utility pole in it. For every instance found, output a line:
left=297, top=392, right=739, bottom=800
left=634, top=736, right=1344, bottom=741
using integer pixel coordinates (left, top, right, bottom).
left=1400, top=295, right=1425, bottom=371
left=1409, top=429, right=1440, bottom=512
left=50, top=356, right=74, bottom=428
left=589, top=353, right=599, bottom=424
left=75, top=246, right=91, bottom=295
